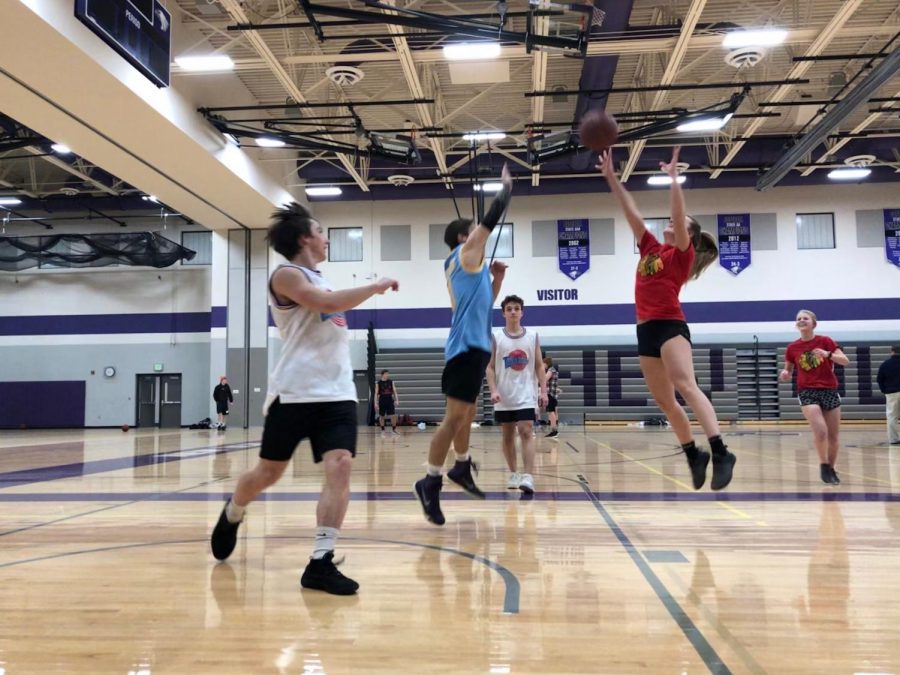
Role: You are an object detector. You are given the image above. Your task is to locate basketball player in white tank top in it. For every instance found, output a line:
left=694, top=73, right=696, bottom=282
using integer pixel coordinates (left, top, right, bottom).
left=210, top=203, right=398, bottom=596
left=486, top=295, right=547, bottom=494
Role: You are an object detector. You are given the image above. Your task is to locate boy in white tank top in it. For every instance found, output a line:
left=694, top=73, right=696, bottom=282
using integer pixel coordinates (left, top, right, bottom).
left=486, top=295, right=547, bottom=494
left=210, top=202, right=399, bottom=595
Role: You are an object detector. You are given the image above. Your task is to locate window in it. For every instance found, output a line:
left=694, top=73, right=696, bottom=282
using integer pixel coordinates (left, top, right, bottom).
left=485, top=222, right=514, bottom=258
left=328, top=227, right=363, bottom=262
left=181, top=230, right=212, bottom=265
left=634, top=218, right=667, bottom=253
left=796, top=213, right=835, bottom=250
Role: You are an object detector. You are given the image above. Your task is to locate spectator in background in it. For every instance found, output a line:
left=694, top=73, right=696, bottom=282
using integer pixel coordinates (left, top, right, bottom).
left=213, top=376, right=233, bottom=430
left=543, top=356, right=560, bottom=438
left=877, top=345, right=900, bottom=446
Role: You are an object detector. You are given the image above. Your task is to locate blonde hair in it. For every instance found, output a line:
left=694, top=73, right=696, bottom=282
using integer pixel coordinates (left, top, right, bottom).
left=687, top=217, right=718, bottom=280
left=797, top=309, right=818, bottom=326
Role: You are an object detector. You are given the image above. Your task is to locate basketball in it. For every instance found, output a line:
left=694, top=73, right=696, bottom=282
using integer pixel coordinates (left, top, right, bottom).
left=121, top=424, right=130, bottom=432
left=578, top=109, right=618, bottom=151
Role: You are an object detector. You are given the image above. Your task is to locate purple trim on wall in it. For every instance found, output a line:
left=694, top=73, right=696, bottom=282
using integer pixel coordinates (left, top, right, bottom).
left=0, top=312, right=211, bottom=336
left=210, top=306, right=227, bottom=328
left=1, top=297, right=897, bottom=337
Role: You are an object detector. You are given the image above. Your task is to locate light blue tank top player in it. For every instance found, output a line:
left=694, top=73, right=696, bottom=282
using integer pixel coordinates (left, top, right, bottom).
left=444, top=246, right=493, bottom=361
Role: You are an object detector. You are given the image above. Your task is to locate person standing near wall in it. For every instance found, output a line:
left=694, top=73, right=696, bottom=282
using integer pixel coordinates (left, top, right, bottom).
left=213, top=376, right=233, bottom=430
left=485, top=294, right=547, bottom=494
left=543, top=356, right=560, bottom=438
left=779, top=310, right=850, bottom=484
left=210, top=202, right=399, bottom=595
left=876, top=344, right=900, bottom=446
left=375, top=369, right=400, bottom=437
left=413, top=164, right=513, bottom=526
left=598, top=146, right=736, bottom=491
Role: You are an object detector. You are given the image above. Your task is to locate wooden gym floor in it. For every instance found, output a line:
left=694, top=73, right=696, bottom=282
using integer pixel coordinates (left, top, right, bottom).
left=1, top=423, right=899, bottom=674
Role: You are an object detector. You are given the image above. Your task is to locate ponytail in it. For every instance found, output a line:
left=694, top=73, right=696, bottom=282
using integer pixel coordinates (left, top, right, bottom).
left=687, top=217, right=718, bottom=280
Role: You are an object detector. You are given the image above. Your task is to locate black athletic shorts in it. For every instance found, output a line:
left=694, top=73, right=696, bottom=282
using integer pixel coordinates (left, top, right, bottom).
left=799, top=388, right=841, bottom=411
left=441, top=349, right=491, bottom=403
left=378, top=395, right=395, bottom=416
left=260, top=398, right=357, bottom=463
left=216, top=402, right=229, bottom=415
left=637, top=320, right=692, bottom=358
left=495, top=408, right=536, bottom=424
left=546, top=395, right=558, bottom=413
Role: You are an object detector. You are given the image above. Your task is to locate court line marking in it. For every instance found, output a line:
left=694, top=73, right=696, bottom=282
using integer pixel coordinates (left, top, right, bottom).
left=735, top=446, right=898, bottom=488
left=584, top=436, right=756, bottom=521
left=0, top=535, right=520, bottom=614
left=577, top=479, right=733, bottom=675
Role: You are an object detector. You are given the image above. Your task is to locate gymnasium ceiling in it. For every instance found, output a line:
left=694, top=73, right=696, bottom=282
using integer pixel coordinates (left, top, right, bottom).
left=0, top=0, right=898, bottom=218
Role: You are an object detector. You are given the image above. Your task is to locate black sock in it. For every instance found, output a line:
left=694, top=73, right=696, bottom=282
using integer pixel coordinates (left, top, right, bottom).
left=682, top=441, right=699, bottom=461
left=709, top=435, right=727, bottom=457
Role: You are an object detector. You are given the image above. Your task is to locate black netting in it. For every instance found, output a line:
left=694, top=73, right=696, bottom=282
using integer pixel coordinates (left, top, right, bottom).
left=0, top=232, right=196, bottom=271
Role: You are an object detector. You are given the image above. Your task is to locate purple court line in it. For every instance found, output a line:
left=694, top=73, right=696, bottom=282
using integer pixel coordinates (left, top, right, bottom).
left=1, top=490, right=899, bottom=502
left=0, top=441, right=258, bottom=489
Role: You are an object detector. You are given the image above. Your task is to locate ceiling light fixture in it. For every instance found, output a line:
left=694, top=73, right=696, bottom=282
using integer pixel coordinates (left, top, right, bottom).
left=462, top=131, right=506, bottom=142
left=474, top=182, right=504, bottom=193
left=676, top=113, right=733, bottom=132
left=256, top=137, right=286, bottom=148
left=305, top=186, right=342, bottom=197
left=51, top=143, right=72, bottom=154
left=647, top=175, right=686, bottom=186
left=827, top=168, right=871, bottom=180
left=722, top=29, right=787, bottom=48
left=443, top=42, right=501, bottom=61
left=174, top=55, right=235, bottom=72
left=0, top=197, right=23, bottom=205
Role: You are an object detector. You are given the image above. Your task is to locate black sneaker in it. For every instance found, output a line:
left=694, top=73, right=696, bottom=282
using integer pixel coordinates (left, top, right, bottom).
left=545, top=429, right=559, bottom=438
left=414, top=474, right=445, bottom=525
left=687, top=449, right=710, bottom=490
left=210, top=501, right=242, bottom=561
left=447, top=458, right=486, bottom=499
left=830, top=467, right=841, bottom=485
left=710, top=451, right=736, bottom=491
left=820, top=464, right=833, bottom=485
left=301, top=552, right=359, bottom=595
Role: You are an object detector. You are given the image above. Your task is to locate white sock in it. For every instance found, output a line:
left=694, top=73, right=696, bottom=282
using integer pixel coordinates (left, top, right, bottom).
left=456, top=452, right=470, bottom=463
left=313, top=526, right=339, bottom=560
left=225, top=499, right=245, bottom=523
left=426, top=464, right=442, bottom=477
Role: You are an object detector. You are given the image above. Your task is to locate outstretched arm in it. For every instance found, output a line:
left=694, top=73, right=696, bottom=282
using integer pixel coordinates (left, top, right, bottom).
left=661, top=146, right=690, bottom=251
left=598, top=150, right=647, bottom=243
left=271, top=267, right=399, bottom=314
left=460, top=164, right=513, bottom=270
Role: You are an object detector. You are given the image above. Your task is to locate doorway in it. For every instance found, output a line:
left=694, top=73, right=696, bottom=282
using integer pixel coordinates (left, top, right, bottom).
left=136, top=374, right=182, bottom=428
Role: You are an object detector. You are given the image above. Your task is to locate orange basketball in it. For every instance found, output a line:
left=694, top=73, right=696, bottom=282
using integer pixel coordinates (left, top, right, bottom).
left=579, top=109, right=618, bottom=151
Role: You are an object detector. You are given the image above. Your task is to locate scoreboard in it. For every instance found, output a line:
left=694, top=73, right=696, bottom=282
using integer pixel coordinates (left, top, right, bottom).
left=75, top=0, right=171, bottom=87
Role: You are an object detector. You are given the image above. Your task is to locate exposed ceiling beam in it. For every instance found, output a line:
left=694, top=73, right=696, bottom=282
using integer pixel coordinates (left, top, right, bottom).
left=0, top=178, right=38, bottom=199
left=800, top=86, right=900, bottom=176
left=25, top=147, right=118, bottom=195
left=709, top=0, right=864, bottom=179
left=435, top=62, right=531, bottom=128
left=218, top=0, right=369, bottom=192
left=379, top=0, right=449, bottom=184
left=619, top=0, right=706, bottom=182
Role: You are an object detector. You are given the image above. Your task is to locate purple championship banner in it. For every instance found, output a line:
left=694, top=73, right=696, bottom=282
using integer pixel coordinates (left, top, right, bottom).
left=885, top=208, right=900, bottom=268
left=717, top=213, right=751, bottom=275
left=557, top=219, right=590, bottom=281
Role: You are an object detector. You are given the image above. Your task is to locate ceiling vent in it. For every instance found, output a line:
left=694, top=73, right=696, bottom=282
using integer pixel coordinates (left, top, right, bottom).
left=387, top=175, right=415, bottom=187
left=326, top=66, right=365, bottom=87
left=844, top=154, right=875, bottom=167
left=724, top=47, right=764, bottom=69
left=676, top=162, right=690, bottom=174
left=59, top=187, right=79, bottom=196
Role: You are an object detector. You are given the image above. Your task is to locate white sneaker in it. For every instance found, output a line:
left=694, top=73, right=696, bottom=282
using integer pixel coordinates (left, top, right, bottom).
left=391, top=429, right=401, bottom=437
left=518, top=473, right=534, bottom=494
left=506, top=472, right=521, bottom=489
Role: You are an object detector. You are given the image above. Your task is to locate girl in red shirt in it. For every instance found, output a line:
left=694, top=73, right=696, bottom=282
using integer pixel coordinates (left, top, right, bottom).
left=779, top=309, right=850, bottom=485
left=599, top=147, right=735, bottom=491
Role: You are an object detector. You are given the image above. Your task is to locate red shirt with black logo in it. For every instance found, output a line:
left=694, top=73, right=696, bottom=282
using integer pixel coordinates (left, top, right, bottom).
left=634, top=230, right=694, bottom=322
left=785, top=335, right=840, bottom=389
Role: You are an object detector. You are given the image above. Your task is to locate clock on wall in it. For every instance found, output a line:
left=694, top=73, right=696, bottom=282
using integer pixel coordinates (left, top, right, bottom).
left=104, top=367, right=116, bottom=378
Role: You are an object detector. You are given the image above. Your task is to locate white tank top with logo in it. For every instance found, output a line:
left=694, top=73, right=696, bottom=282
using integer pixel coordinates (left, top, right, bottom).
left=493, top=328, right=539, bottom=411
left=264, top=264, right=357, bottom=414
